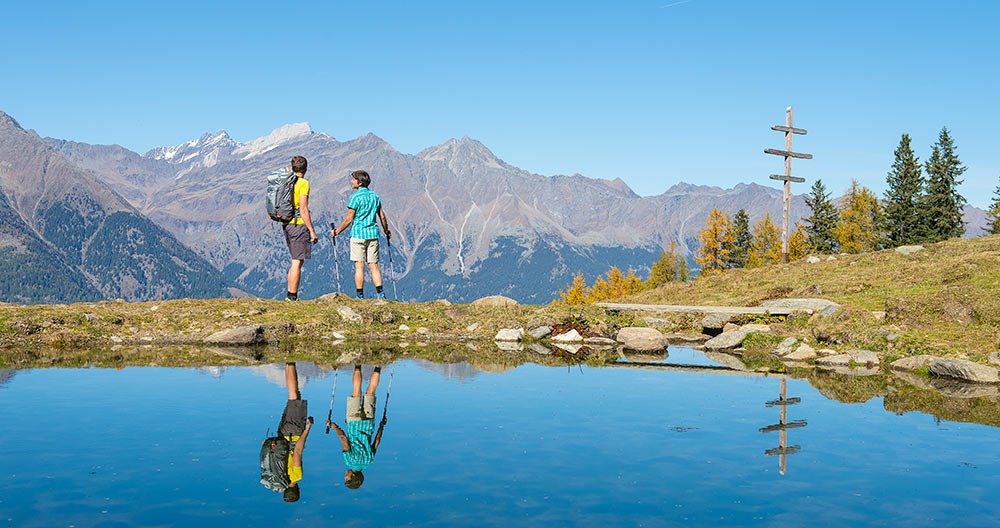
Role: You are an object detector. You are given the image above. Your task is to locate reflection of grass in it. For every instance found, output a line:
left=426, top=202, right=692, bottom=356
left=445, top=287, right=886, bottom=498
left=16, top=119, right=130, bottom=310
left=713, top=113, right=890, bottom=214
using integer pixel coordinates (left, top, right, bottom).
left=620, top=235, right=1000, bottom=360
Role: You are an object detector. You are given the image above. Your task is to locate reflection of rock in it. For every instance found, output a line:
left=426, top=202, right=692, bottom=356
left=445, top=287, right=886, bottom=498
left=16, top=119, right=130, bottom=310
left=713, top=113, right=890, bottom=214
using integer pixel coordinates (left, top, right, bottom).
left=413, top=359, right=481, bottom=382
left=663, top=333, right=709, bottom=345
left=621, top=348, right=669, bottom=363
left=494, top=341, right=523, bottom=352
left=703, top=351, right=747, bottom=370
left=816, top=354, right=851, bottom=367
left=527, top=343, right=552, bottom=355
left=928, top=378, right=999, bottom=399
left=825, top=366, right=880, bottom=377
left=0, top=368, right=16, bottom=385
left=553, top=343, right=583, bottom=355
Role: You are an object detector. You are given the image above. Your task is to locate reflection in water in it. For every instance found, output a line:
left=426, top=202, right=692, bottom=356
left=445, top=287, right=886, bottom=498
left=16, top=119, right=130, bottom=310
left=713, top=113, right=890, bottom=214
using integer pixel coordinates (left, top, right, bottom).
left=327, top=364, right=390, bottom=490
left=761, top=377, right=807, bottom=475
left=414, top=358, right=482, bottom=382
left=260, top=362, right=315, bottom=502
left=0, top=368, right=15, bottom=385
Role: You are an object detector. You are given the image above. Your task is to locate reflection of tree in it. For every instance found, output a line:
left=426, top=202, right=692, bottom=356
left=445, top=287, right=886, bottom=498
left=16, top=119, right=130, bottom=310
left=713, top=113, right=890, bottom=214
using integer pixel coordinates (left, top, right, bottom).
left=760, top=377, right=807, bottom=475
left=0, top=369, right=15, bottom=385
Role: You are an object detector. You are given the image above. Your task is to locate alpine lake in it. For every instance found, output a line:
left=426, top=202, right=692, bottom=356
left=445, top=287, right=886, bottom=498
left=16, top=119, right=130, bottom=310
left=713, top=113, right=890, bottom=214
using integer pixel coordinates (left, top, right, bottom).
left=2, top=341, right=1000, bottom=527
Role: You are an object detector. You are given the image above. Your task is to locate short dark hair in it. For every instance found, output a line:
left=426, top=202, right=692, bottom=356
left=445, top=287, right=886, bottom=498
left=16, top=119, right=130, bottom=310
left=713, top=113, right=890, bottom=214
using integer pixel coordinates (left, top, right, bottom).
left=283, top=484, right=300, bottom=502
left=351, top=170, right=370, bottom=188
left=291, top=156, right=308, bottom=174
left=345, top=470, right=365, bottom=489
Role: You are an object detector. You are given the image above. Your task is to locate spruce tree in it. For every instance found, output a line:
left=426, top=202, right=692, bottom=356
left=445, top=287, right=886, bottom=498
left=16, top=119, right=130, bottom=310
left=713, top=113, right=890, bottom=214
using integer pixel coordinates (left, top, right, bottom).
left=803, top=179, right=839, bottom=253
left=922, top=127, right=967, bottom=241
left=724, top=209, right=752, bottom=269
left=987, top=176, right=1000, bottom=236
left=883, top=134, right=925, bottom=246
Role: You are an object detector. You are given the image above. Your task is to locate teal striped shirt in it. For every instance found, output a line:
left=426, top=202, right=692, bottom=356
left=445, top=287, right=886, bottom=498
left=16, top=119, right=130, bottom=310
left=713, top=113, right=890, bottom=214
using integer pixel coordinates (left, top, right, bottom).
left=347, top=187, right=381, bottom=240
left=343, top=419, right=375, bottom=471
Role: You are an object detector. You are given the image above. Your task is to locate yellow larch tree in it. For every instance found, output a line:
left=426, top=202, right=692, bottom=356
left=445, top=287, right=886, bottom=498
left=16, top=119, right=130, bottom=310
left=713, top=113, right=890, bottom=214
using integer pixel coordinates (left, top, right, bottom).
left=556, top=273, right=589, bottom=305
left=788, top=222, right=811, bottom=261
left=695, top=209, right=732, bottom=275
left=746, top=212, right=781, bottom=268
left=833, top=179, right=883, bottom=254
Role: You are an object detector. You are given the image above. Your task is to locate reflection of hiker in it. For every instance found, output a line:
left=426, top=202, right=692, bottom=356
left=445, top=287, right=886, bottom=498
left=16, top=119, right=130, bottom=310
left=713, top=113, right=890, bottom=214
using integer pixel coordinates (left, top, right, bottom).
left=261, top=362, right=314, bottom=502
left=326, top=365, right=387, bottom=489
left=330, top=170, right=391, bottom=299
left=283, top=156, right=318, bottom=301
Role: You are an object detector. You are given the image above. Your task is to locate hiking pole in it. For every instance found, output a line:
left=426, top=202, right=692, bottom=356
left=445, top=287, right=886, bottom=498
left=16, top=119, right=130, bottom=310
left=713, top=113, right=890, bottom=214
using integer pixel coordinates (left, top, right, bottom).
left=330, top=222, right=341, bottom=294
left=386, top=238, right=398, bottom=301
left=325, top=369, right=338, bottom=434
left=381, top=363, right=394, bottom=421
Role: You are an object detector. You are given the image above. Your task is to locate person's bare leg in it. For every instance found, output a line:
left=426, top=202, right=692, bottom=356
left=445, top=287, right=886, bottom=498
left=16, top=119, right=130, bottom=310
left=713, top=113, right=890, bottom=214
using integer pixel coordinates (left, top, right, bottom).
left=287, top=259, right=304, bottom=294
left=285, top=362, right=300, bottom=400
left=366, top=367, right=381, bottom=395
left=354, top=262, right=365, bottom=291
left=368, top=263, right=383, bottom=288
left=352, top=365, right=363, bottom=398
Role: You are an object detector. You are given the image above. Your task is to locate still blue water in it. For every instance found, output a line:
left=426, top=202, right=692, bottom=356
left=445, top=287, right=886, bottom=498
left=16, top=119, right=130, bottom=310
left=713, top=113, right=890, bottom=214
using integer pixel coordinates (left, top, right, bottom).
left=1, top=349, right=998, bottom=527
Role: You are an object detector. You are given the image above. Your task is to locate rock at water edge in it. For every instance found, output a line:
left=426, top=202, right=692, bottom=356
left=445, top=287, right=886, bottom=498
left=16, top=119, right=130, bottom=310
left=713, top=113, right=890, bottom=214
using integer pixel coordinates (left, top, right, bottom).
left=704, top=329, right=749, bottom=350
left=929, top=358, right=1000, bottom=384
left=783, top=343, right=817, bottom=361
left=528, top=326, right=552, bottom=339
left=847, top=349, right=880, bottom=365
left=816, top=354, right=851, bottom=367
left=204, top=324, right=267, bottom=346
left=552, top=329, right=584, bottom=343
left=616, top=327, right=669, bottom=352
left=494, top=328, right=525, bottom=342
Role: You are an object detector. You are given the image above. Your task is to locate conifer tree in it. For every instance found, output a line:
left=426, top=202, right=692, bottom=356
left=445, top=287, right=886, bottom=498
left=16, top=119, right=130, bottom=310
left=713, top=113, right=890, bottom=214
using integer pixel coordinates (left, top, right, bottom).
left=802, top=179, right=839, bottom=253
left=724, top=209, right=752, bottom=268
left=986, top=176, right=1000, bottom=236
left=695, top=209, right=732, bottom=275
left=833, top=179, right=883, bottom=253
left=557, top=273, right=589, bottom=304
left=922, top=127, right=967, bottom=241
left=677, top=257, right=690, bottom=282
left=588, top=275, right=613, bottom=303
left=647, top=241, right=680, bottom=288
left=883, top=133, right=925, bottom=246
left=746, top=212, right=781, bottom=268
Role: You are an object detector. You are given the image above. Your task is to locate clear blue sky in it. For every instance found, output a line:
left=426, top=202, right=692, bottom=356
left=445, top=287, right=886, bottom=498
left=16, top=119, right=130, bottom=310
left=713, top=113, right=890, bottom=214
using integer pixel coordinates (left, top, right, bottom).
left=2, top=1, right=997, bottom=207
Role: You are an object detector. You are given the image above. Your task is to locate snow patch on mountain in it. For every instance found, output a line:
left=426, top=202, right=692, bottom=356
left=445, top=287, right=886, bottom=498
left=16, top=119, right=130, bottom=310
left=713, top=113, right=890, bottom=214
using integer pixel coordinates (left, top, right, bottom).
left=233, top=122, right=313, bottom=159
left=147, top=131, right=236, bottom=161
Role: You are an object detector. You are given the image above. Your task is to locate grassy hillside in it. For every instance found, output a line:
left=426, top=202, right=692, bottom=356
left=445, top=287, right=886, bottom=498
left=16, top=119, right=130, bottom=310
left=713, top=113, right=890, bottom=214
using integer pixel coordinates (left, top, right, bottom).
left=621, top=234, right=1000, bottom=360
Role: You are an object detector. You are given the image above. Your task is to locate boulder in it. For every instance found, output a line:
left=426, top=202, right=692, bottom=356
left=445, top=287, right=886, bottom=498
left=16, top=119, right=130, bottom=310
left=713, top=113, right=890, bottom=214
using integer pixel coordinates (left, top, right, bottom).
left=703, top=351, right=747, bottom=370
left=783, top=343, right=817, bottom=361
left=315, top=292, right=349, bottom=302
left=890, top=355, right=937, bottom=372
left=826, top=256, right=837, bottom=261
left=398, top=324, right=410, bottom=331
left=417, top=327, right=431, bottom=335
left=817, top=348, right=839, bottom=356
left=760, top=298, right=842, bottom=317
left=740, top=323, right=771, bottom=333
left=443, top=308, right=468, bottom=320
left=466, top=322, right=481, bottom=332
left=806, top=255, right=822, bottom=263
left=663, top=333, right=709, bottom=345
left=337, top=306, right=362, bottom=323
left=895, top=245, right=924, bottom=255
left=929, top=358, right=1000, bottom=384
left=378, top=311, right=397, bottom=324
left=817, top=354, right=851, bottom=367
left=699, top=312, right=734, bottom=335
left=616, top=327, right=670, bottom=352
left=584, top=336, right=617, bottom=345
left=471, top=295, right=518, bottom=307
left=494, top=328, right=525, bottom=342
left=552, top=329, right=584, bottom=342
left=989, top=351, right=1000, bottom=366
left=722, top=323, right=739, bottom=333
left=704, top=329, right=749, bottom=350
left=204, top=324, right=267, bottom=346
left=779, top=337, right=798, bottom=348
left=528, top=326, right=553, bottom=339
left=847, top=349, right=880, bottom=365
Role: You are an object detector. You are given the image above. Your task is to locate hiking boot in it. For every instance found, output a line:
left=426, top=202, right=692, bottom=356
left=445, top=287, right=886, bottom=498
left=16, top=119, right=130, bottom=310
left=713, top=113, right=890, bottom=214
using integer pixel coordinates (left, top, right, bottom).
left=375, top=291, right=386, bottom=299
left=285, top=295, right=298, bottom=301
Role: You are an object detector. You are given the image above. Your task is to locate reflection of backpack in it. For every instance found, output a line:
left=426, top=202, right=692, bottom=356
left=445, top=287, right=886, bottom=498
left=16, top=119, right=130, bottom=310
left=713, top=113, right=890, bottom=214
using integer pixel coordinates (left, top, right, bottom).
left=259, top=435, right=292, bottom=492
left=266, top=168, right=298, bottom=223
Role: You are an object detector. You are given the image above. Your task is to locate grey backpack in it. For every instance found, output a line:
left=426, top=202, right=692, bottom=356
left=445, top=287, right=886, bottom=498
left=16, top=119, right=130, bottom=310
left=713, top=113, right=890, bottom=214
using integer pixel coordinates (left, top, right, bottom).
left=260, top=435, right=293, bottom=492
left=265, top=168, right=298, bottom=223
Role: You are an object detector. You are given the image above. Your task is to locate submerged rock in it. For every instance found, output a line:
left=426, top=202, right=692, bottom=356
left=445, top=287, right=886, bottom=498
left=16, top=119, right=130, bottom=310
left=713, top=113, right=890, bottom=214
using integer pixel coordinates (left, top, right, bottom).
left=929, top=358, right=1000, bottom=384
left=204, top=324, right=267, bottom=346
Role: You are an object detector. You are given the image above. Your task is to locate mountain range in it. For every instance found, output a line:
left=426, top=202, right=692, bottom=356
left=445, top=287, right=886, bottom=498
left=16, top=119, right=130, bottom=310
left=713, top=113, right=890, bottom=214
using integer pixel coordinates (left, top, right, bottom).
left=1, top=110, right=986, bottom=303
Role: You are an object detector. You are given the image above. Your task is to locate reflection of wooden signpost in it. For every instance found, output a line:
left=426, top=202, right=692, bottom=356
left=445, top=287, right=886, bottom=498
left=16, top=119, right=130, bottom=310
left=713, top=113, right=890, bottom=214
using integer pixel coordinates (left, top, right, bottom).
left=760, top=377, right=806, bottom=475
left=765, top=106, right=811, bottom=264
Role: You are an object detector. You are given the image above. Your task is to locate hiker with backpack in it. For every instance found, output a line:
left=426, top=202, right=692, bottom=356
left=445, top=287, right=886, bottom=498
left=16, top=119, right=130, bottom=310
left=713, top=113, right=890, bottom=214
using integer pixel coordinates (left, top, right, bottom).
left=326, top=365, right=388, bottom=489
left=266, top=156, right=318, bottom=301
left=260, top=362, right=314, bottom=502
left=330, top=170, right=391, bottom=299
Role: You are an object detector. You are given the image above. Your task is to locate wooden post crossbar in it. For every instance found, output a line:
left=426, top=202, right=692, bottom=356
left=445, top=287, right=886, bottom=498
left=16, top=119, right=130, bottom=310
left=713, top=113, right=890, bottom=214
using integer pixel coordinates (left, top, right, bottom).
left=764, top=106, right=811, bottom=264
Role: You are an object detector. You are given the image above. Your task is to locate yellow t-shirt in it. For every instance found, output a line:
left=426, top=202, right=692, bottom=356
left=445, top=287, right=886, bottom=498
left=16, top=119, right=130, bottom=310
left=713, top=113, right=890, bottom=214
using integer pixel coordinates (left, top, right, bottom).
left=291, top=178, right=310, bottom=225
left=285, top=435, right=302, bottom=484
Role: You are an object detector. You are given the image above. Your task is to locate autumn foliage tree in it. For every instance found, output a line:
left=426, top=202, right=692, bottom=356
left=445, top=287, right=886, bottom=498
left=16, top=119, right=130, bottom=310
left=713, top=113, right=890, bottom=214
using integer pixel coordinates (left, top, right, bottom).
left=746, top=212, right=781, bottom=268
left=558, top=273, right=589, bottom=304
left=833, top=179, right=883, bottom=254
left=695, top=208, right=731, bottom=274
left=788, top=222, right=811, bottom=261
left=646, top=241, right=682, bottom=288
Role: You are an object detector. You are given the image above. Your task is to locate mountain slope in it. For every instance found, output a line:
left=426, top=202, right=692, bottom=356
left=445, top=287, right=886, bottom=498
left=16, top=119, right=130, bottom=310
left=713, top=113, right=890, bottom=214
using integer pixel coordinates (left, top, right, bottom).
left=0, top=111, right=236, bottom=303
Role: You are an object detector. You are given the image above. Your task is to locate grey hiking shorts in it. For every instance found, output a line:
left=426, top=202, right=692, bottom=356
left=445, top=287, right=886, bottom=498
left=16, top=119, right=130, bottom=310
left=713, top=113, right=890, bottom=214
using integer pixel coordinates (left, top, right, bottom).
left=278, top=399, right=308, bottom=437
left=284, top=223, right=311, bottom=260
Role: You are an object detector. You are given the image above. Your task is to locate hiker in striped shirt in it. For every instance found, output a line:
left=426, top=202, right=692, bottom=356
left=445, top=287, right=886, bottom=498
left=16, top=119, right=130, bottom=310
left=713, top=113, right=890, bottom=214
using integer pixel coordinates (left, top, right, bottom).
left=331, top=170, right=392, bottom=299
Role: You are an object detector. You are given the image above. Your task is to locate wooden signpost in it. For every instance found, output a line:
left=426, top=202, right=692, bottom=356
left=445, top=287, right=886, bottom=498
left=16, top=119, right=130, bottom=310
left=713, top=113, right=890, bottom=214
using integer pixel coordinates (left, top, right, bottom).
left=765, top=106, right=811, bottom=264
left=760, top=377, right=806, bottom=475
